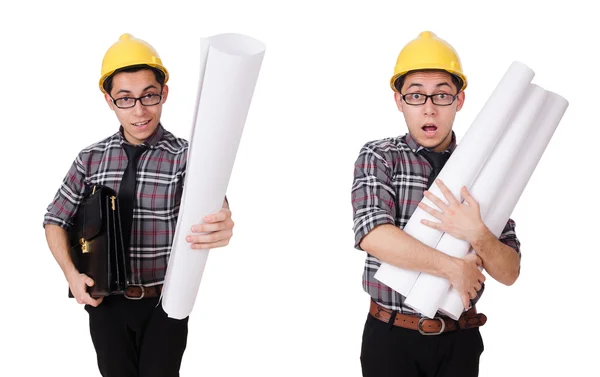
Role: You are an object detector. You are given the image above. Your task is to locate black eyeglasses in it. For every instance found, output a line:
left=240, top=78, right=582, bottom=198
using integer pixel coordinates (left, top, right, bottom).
left=111, top=93, right=163, bottom=109
left=401, top=92, right=458, bottom=106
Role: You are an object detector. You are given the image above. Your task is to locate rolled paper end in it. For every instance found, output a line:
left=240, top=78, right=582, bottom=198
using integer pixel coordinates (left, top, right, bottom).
left=508, top=60, right=535, bottom=78
left=162, top=298, right=192, bottom=320
left=373, top=263, right=420, bottom=297
left=208, top=33, right=266, bottom=56
left=438, top=288, right=464, bottom=320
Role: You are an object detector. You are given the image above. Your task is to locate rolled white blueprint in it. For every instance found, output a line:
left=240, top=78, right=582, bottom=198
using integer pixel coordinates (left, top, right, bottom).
left=374, top=61, right=535, bottom=296
left=161, top=33, right=266, bottom=319
left=403, top=84, right=548, bottom=318
left=439, top=91, right=569, bottom=319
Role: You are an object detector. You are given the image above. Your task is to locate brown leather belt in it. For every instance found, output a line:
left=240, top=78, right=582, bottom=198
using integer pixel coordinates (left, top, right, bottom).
left=124, top=285, right=162, bottom=300
left=369, top=300, right=487, bottom=335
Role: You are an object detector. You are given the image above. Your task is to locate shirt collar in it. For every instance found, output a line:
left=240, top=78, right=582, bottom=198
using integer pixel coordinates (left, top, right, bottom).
left=404, top=131, right=457, bottom=154
left=118, top=123, right=164, bottom=149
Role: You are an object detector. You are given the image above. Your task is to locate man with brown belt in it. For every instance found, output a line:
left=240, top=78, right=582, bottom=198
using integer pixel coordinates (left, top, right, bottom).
left=43, top=34, right=234, bottom=377
left=351, top=31, right=522, bottom=377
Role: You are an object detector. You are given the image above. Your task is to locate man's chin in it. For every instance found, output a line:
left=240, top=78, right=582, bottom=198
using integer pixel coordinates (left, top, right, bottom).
left=413, top=135, right=442, bottom=149
left=127, top=124, right=157, bottom=141
left=411, top=129, right=452, bottom=151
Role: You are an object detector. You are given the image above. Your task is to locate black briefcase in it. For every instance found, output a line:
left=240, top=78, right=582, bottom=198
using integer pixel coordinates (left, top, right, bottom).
left=68, top=185, right=129, bottom=298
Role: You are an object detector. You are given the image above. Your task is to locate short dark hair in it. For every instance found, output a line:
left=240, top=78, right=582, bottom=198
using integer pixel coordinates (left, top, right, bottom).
left=394, top=69, right=463, bottom=94
left=103, top=64, right=166, bottom=94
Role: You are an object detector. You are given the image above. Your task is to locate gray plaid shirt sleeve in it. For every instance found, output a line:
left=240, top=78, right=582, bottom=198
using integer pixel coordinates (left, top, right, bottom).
left=43, top=154, right=87, bottom=230
left=352, top=144, right=397, bottom=250
left=499, top=218, right=521, bottom=256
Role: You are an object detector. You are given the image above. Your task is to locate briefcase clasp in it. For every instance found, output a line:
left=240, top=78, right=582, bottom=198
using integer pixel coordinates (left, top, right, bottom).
left=79, top=238, right=90, bottom=254
left=110, top=196, right=116, bottom=211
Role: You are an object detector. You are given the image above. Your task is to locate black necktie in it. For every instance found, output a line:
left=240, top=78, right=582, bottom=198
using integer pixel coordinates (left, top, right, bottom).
left=119, top=144, right=148, bottom=253
left=419, top=149, right=450, bottom=189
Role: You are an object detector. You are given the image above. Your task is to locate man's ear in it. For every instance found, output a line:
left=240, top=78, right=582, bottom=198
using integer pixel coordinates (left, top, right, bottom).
left=160, top=84, right=169, bottom=103
left=455, top=91, right=465, bottom=112
left=104, top=92, right=116, bottom=110
left=394, top=92, right=404, bottom=113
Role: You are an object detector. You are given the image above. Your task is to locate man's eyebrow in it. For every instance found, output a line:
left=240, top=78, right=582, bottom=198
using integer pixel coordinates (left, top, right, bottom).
left=406, top=83, right=423, bottom=90
left=115, top=85, right=159, bottom=95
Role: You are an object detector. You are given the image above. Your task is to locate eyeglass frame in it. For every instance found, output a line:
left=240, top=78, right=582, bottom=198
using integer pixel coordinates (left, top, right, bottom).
left=400, top=92, right=459, bottom=106
left=110, top=92, right=164, bottom=109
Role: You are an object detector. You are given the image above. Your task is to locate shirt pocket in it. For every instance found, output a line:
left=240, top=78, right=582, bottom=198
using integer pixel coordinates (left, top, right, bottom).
left=137, top=171, right=183, bottom=214
left=135, top=170, right=183, bottom=249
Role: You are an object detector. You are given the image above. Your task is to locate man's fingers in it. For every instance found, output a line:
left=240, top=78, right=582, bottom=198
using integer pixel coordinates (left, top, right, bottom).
left=191, top=239, right=230, bottom=250
left=190, top=221, right=228, bottom=234
left=423, top=190, right=448, bottom=211
left=188, top=230, right=233, bottom=245
left=420, top=219, right=443, bottom=231
left=82, top=294, right=103, bottom=307
left=461, top=186, right=479, bottom=209
left=203, top=208, right=232, bottom=224
left=474, top=273, right=486, bottom=287
left=478, top=273, right=486, bottom=283
left=435, top=179, right=459, bottom=206
left=462, top=294, right=470, bottom=309
left=417, top=202, right=443, bottom=220
left=80, top=293, right=95, bottom=306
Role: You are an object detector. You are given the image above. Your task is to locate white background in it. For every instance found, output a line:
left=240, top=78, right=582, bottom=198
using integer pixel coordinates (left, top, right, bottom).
left=1, top=0, right=597, bottom=376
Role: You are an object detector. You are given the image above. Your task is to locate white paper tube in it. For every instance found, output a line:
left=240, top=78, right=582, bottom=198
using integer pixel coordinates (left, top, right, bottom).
left=439, top=91, right=569, bottom=319
left=374, top=61, right=535, bottom=296
left=161, top=33, right=266, bottom=319
left=404, top=84, right=548, bottom=318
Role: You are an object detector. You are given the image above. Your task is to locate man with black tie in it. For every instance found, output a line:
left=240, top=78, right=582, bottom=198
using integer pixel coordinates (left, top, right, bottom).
left=43, top=33, right=234, bottom=377
left=352, top=31, right=522, bottom=377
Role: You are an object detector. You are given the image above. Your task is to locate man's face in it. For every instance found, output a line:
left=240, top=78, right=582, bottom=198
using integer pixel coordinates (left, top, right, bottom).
left=104, top=69, right=169, bottom=145
left=394, top=71, right=464, bottom=152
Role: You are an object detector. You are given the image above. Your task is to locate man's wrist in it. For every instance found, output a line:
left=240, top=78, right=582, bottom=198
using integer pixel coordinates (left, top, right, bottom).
left=64, top=265, right=79, bottom=282
left=469, top=223, right=493, bottom=250
left=437, top=253, right=459, bottom=280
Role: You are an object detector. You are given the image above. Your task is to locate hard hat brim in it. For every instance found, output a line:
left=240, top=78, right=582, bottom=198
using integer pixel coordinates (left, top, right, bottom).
left=390, top=69, right=468, bottom=93
left=99, top=63, right=169, bottom=93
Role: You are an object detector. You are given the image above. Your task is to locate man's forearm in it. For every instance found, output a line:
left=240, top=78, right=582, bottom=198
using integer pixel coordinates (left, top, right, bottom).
left=45, top=224, right=78, bottom=280
left=471, top=227, right=520, bottom=286
left=360, top=224, right=457, bottom=279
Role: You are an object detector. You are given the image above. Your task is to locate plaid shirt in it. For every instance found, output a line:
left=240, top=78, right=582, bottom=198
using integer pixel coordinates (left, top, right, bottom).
left=44, top=124, right=188, bottom=286
left=352, top=132, right=521, bottom=315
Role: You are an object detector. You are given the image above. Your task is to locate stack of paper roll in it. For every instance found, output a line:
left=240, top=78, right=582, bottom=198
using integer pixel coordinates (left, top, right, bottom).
left=373, top=61, right=569, bottom=319
left=160, top=33, right=266, bottom=320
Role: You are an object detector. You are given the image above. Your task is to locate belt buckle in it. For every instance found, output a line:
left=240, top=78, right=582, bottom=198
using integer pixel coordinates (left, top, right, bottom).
left=125, top=285, right=145, bottom=300
left=418, top=317, right=446, bottom=336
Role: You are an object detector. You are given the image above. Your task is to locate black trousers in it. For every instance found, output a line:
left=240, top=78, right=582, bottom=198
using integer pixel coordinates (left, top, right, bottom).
left=360, top=313, right=484, bottom=377
left=84, top=295, right=189, bottom=377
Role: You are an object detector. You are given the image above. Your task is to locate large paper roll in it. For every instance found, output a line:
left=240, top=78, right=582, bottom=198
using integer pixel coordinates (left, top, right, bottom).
left=374, top=61, right=535, bottom=296
left=403, top=84, right=548, bottom=318
left=438, top=91, right=569, bottom=319
left=161, top=33, right=266, bottom=319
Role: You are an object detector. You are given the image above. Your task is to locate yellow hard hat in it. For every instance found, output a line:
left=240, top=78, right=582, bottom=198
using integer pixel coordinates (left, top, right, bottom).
left=99, top=33, right=169, bottom=93
left=390, top=31, right=467, bottom=93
